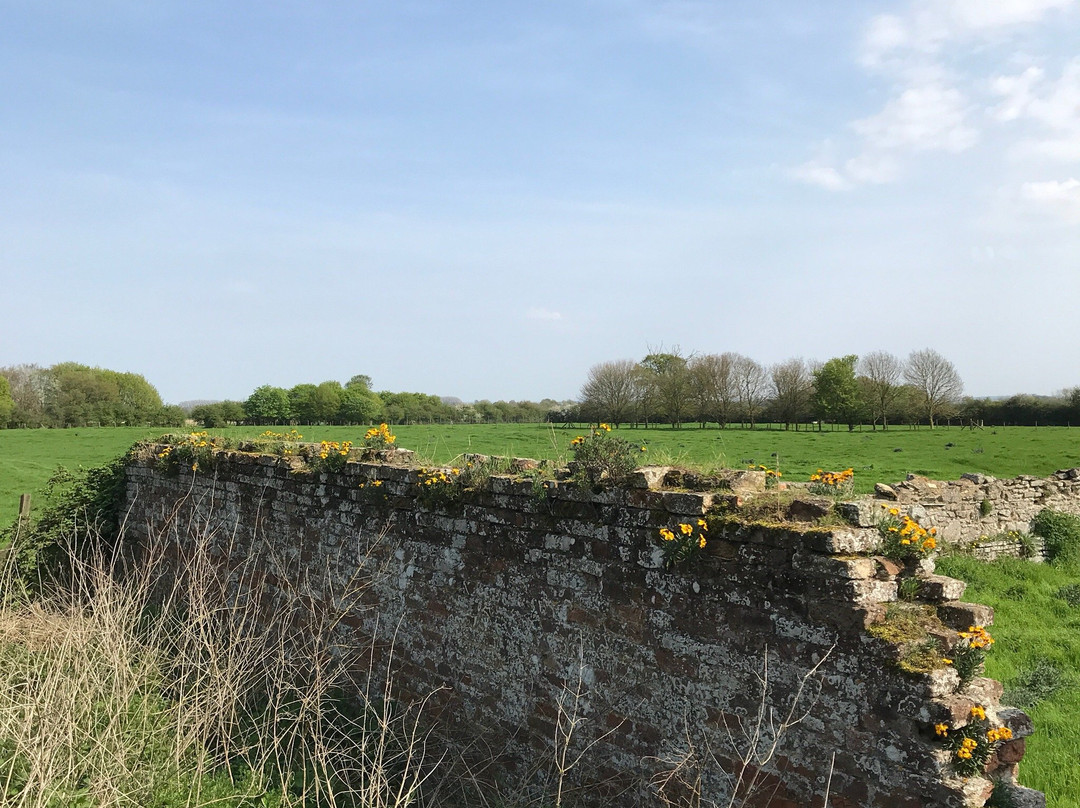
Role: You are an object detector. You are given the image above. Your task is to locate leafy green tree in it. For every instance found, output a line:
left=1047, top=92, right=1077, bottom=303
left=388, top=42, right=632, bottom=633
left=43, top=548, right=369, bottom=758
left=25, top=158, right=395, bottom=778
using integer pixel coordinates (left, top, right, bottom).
left=289, top=384, right=319, bottom=423
left=0, top=375, right=12, bottom=426
left=310, top=381, right=344, bottom=423
left=46, top=363, right=114, bottom=425
left=338, top=387, right=383, bottom=424
left=191, top=401, right=246, bottom=428
left=244, top=385, right=292, bottom=425
left=109, top=370, right=165, bottom=424
left=813, top=355, right=864, bottom=431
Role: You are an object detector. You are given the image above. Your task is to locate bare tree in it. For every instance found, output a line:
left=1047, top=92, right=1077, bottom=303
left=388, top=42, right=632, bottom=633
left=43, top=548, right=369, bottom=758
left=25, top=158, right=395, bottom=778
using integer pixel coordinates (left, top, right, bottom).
left=770, top=358, right=812, bottom=431
left=858, top=350, right=904, bottom=430
left=579, top=360, right=638, bottom=426
left=904, top=348, right=964, bottom=428
left=687, top=353, right=735, bottom=428
left=731, top=354, right=768, bottom=429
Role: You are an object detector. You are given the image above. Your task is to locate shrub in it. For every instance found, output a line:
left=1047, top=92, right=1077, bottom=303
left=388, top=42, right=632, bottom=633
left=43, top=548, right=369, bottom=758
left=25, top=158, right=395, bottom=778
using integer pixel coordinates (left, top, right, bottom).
left=569, top=424, right=641, bottom=487
left=1031, top=509, right=1080, bottom=565
left=1003, top=658, right=1066, bottom=708
left=1, top=458, right=128, bottom=593
left=1055, top=583, right=1080, bottom=607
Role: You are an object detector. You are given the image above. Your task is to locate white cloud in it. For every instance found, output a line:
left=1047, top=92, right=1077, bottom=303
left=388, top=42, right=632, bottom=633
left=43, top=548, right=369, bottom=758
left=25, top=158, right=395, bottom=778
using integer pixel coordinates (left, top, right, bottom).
left=526, top=307, right=563, bottom=321
left=796, top=0, right=1078, bottom=190
left=1021, top=177, right=1080, bottom=220
left=852, top=82, right=977, bottom=152
left=862, top=0, right=1076, bottom=64
left=993, top=60, right=1080, bottom=166
left=990, top=66, right=1045, bottom=121
left=790, top=161, right=849, bottom=191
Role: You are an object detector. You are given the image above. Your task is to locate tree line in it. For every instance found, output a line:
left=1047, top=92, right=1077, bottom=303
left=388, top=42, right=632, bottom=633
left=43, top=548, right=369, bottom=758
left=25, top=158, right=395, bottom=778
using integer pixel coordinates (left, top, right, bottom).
left=0, top=363, right=184, bottom=428
left=576, top=348, right=1080, bottom=430
left=196, top=376, right=571, bottom=427
left=4, top=355, right=1079, bottom=431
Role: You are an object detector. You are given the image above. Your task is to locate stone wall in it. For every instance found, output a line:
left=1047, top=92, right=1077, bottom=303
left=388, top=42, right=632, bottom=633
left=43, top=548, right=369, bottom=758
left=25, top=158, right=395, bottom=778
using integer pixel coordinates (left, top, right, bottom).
left=839, top=469, right=1080, bottom=558
left=121, top=449, right=1044, bottom=808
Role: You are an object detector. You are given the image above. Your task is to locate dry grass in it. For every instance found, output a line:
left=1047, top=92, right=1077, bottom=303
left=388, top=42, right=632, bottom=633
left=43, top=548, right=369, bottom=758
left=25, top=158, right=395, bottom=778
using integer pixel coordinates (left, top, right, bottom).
left=0, top=511, right=437, bottom=808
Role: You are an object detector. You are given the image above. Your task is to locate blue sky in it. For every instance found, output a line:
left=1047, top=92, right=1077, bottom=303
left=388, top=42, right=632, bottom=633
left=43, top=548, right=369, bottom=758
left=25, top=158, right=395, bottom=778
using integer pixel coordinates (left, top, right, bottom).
left=2, top=1, right=1078, bottom=404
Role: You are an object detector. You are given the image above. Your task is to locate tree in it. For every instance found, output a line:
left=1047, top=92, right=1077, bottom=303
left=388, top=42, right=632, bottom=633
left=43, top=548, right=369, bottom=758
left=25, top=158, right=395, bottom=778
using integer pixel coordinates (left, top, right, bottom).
left=858, top=351, right=904, bottom=430
left=770, top=358, right=812, bottom=430
left=288, top=384, right=319, bottom=423
left=904, top=349, right=963, bottom=428
left=339, top=387, right=383, bottom=424
left=244, top=385, right=292, bottom=425
left=813, top=355, right=864, bottom=431
left=310, top=381, right=344, bottom=423
left=638, top=351, right=691, bottom=427
left=731, top=354, right=768, bottom=428
left=1, top=364, right=54, bottom=427
left=579, top=360, right=638, bottom=426
left=687, top=353, right=735, bottom=428
left=0, top=375, right=12, bottom=426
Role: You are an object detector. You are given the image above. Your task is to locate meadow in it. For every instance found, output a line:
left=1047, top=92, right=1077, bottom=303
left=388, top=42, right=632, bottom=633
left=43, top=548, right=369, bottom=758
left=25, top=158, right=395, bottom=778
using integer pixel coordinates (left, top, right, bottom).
left=3, top=423, right=1080, bottom=527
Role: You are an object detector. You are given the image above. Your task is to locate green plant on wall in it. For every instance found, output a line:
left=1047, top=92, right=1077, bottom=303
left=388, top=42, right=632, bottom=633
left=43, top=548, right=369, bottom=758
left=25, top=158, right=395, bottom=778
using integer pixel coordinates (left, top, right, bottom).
left=569, top=424, right=642, bottom=487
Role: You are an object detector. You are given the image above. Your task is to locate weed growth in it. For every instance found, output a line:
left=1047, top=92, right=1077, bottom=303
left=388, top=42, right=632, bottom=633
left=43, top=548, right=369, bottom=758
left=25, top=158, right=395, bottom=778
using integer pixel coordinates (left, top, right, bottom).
left=1031, top=509, right=1080, bottom=565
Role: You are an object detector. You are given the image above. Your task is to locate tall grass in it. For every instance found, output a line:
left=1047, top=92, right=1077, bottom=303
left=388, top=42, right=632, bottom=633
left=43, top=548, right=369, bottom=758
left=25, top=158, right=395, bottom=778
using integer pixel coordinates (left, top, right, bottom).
left=0, top=510, right=436, bottom=807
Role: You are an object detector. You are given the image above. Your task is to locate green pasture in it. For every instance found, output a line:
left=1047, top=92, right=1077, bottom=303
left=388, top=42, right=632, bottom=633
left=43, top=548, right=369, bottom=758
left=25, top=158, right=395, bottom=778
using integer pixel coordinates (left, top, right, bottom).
left=3, top=422, right=1080, bottom=528
left=937, top=554, right=1080, bottom=804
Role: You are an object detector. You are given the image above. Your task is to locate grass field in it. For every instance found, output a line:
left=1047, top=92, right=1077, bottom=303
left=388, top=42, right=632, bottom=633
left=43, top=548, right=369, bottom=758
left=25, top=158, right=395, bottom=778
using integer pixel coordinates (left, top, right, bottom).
left=937, top=554, right=1080, bottom=804
left=3, top=423, right=1080, bottom=527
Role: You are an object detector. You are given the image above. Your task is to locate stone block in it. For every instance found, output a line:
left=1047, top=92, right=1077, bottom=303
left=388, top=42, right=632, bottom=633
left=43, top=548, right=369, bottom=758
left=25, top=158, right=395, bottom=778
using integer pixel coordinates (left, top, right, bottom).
left=785, top=497, right=833, bottom=522
left=916, top=574, right=967, bottom=603
left=723, top=469, right=767, bottom=496
left=801, top=528, right=879, bottom=555
left=660, top=490, right=712, bottom=515
left=627, top=466, right=671, bottom=489
left=937, top=601, right=994, bottom=631
left=998, top=707, right=1035, bottom=738
left=791, top=551, right=876, bottom=580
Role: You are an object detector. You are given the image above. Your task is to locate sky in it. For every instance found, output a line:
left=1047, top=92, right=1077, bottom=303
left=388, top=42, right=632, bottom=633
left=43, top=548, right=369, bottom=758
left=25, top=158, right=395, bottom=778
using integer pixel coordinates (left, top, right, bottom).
left=2, top=0, right=1078, bottom=405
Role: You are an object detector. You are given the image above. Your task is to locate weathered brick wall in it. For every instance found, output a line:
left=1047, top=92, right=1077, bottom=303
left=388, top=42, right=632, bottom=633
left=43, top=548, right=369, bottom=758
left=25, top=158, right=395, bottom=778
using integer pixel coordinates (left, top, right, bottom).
left=121, top=450, right=1043, bottom=808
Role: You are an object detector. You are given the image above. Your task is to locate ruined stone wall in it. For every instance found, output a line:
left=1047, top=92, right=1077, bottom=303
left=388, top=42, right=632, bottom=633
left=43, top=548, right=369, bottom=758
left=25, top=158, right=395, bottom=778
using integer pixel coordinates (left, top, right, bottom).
left=840, top=469, right=1080, bottom=558
left=121, top=450, right=1042, bottom=808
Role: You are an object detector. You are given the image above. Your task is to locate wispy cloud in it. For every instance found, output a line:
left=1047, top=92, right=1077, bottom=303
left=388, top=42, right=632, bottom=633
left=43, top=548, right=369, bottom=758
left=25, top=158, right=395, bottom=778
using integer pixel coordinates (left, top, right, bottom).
left=1021, top=177, right=1080, bottom=221
left=793, top=0, right=1077, bottom=192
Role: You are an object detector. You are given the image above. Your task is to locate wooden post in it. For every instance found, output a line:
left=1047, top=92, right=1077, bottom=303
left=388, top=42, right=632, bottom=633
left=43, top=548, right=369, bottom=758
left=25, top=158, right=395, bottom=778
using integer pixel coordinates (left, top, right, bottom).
left=18, top=493, right=31, bottom=524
